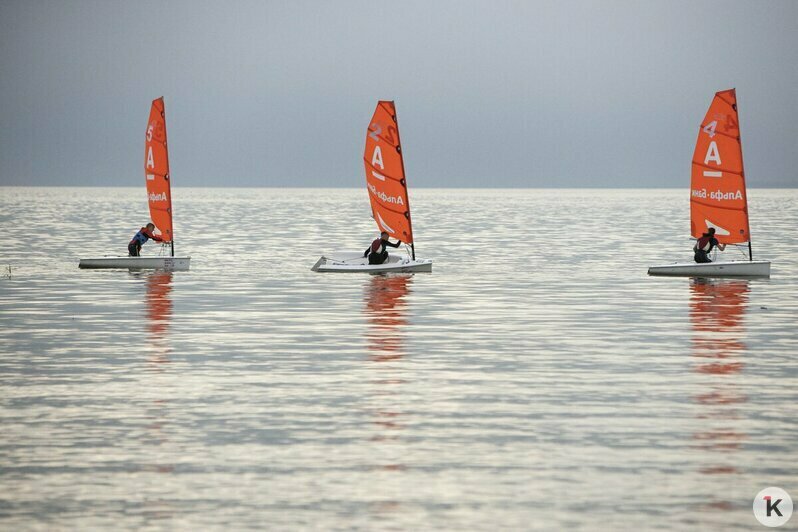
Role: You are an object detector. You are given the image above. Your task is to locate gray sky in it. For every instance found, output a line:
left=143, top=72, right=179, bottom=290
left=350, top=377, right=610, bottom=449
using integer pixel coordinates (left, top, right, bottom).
left=1, top=0, right=796, bottom=187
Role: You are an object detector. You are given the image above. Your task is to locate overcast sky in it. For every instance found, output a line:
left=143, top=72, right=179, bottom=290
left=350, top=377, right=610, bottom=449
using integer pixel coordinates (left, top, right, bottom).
left=1, top=0, right=796, bottom=187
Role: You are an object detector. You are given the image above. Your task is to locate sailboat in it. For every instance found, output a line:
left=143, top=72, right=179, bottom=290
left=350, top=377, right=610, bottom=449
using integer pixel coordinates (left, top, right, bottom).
left=312, top=101, right=432, bottom=273
left=648, top=89, right=770, bottom=277
left=79, top=98, right=191, bottom=270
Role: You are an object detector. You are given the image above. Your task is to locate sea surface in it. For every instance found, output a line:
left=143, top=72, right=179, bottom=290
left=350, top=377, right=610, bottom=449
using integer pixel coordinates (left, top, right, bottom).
left=1, top=187, right=797, bottom=530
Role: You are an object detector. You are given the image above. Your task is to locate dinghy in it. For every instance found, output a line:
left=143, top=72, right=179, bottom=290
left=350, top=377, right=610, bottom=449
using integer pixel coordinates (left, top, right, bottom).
left=312, top=252, right=432, bottom=273
left=648, top=89, right=770, bottom=278
left=79, top=256, right=190, bottom=270
left=80, top=98, right=190, bottom=271
left=313, top=101, right=432, bottom=273
left=648, top=260, right=769, bottom=277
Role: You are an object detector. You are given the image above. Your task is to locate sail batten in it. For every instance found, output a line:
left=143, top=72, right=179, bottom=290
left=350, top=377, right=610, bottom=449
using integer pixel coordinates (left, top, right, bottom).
left=363, top=160, right=404, bottom=182
left=696, top=126, right=738, bottom=141
left=689, top=89, right=750, bottom=245
left=370, top=201, right=410, bottom=216
left=364, top=101, right=413, bottom=245
left=691, top=199, right=749, bottom=212
left=144, top=97, right=174, bottom=244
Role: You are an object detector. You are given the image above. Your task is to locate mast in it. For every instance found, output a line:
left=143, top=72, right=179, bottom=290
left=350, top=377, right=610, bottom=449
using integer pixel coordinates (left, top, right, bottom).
left=734, top=89, right=752, bottom=261
left=162, top=97, right=175, bottom=257
left=391, top=101, right=415, bottom=260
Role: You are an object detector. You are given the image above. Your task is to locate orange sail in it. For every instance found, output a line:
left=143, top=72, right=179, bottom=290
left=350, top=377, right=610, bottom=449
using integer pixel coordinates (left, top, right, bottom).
left=363, top=101, right=414, bottom=246
left=144, top=97, right=173, bottom=244
left=690, top=89, right=750, bottom=245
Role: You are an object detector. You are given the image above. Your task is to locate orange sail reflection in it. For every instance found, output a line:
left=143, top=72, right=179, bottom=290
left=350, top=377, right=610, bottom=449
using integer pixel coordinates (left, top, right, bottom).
left=364, top=274, right=412, bottom=362
left=141, top=271, right=174, bottom=370
left=362, top=274, right=412, bottom=493
left=138, top=271, right=176, bottom=488
left=689, top=279, right=749, bottom=477
left=690, top=279, right=749, bottom=375
left=145, top=271, right=173, bottom=339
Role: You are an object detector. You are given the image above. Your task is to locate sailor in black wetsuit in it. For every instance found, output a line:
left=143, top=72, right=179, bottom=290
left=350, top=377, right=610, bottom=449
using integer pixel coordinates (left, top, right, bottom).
left=693, top=227, right=726, bottom=263
left=128, top=222, right=164, bottom=256
left=364, top=231, right=402, bottom=265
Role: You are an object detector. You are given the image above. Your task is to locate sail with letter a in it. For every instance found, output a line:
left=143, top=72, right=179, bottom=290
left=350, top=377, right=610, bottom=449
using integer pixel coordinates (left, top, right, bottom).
left=144, top=97, right=173, bottom=243
left=363, top=101, right=414, bottom=245
left=690, top=88, right=750, bottom=244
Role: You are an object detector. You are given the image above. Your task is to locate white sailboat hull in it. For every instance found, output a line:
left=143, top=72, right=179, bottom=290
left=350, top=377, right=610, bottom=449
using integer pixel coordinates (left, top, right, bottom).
left=79, top=256, right=191, bottom=270
left=312, top=252, right=432, bottom=273
left=648, top=260, right=770, bottom=278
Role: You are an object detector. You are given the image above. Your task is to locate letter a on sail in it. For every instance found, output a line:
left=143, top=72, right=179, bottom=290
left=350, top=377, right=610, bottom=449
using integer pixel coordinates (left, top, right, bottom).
left=144, top=97, right=173, bottom=243
left=704, top=141, right=722, bottom=166
left=363, top=101, right=414, bottom=244
left=690, top=89, right=750, bottom=244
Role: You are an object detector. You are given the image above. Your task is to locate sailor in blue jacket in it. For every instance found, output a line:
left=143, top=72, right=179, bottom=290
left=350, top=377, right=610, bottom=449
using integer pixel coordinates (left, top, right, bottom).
left=128, top=223, right=164, bottom=256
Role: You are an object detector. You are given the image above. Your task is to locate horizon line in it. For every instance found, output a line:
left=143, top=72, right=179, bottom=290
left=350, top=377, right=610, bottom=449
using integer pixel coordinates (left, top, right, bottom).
left=0, top=183, right=798, bottom=190
left=1, top=184, right=796, bottom=190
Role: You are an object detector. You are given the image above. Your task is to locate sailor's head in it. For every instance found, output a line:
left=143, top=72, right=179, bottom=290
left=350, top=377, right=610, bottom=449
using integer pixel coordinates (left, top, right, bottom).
left=146, top=222, right=155, bottom=231
left=706, top=227, right=716, bottom=236
left=380, top=231, right=389, bottom=240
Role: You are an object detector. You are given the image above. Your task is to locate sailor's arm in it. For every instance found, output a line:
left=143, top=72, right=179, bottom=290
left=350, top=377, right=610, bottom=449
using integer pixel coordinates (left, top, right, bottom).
left=145, top=229, right=165, bottom=242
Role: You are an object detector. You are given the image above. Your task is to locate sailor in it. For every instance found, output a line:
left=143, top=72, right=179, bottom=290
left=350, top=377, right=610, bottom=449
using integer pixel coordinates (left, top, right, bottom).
left=693, top=227, right=725, bottom=263
left=128, top=223, right=164, bottom=256
left=364, top=231, right=402, bottom=265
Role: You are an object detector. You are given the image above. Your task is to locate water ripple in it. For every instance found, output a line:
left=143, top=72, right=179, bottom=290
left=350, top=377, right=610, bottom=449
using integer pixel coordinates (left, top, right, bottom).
left=1, top=187, right=797, bottom=530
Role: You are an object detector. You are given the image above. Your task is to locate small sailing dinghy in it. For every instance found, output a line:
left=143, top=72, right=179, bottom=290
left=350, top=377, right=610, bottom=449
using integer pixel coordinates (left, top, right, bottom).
left=80, top=98, right=190, bottom=270
left=648, top=89, right=770, bottom=278
left=312, top=101, right=432, bottom=273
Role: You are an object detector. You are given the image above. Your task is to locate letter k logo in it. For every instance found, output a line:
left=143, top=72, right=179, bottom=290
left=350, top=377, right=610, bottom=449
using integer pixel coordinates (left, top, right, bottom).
left=754, top=487, right=793, bottom=527
left=766, top=496, right=783, bottom=517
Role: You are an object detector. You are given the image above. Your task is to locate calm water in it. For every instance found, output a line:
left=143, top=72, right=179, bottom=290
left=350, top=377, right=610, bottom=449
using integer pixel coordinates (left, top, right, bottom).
left=1, top=187, right=797, bottom=530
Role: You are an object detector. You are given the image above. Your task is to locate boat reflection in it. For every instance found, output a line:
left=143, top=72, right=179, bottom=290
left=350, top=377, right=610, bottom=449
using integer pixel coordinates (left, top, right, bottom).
left=689, top=279, right=749, bottom=482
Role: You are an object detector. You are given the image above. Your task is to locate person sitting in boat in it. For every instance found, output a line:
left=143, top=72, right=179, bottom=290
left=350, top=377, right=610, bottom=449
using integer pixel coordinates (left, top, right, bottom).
left=128, top=223, right=164, bottom=256
left=364, top=231, right=402, bottom=265
left=693, top=227, right=726, bottom=263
